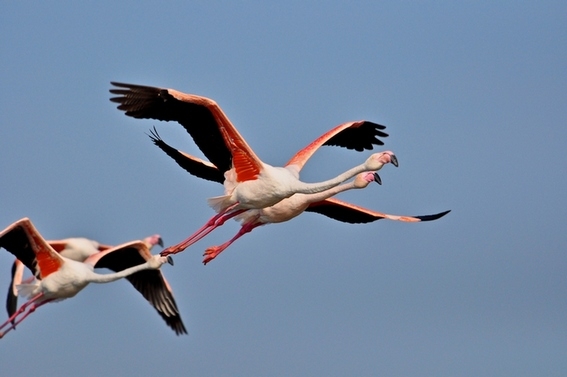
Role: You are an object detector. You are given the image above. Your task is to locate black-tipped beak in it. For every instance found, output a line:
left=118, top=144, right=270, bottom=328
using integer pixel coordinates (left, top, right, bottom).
left=373, top=172, right=382, bottom=185
left=157, top=237, right=164, bottom=248
left=391, top=155, right=399, bottom=167
left=167, top=256, right=174, bottom=266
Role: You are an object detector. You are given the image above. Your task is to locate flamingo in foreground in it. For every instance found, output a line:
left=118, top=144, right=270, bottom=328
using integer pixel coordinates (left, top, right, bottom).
left=0, top=218, right=186, bottom=338
left=110, top=83, right=398, bottom=256
left=148, top=128, right=449, bottom=264
left=5, top=234, right=179, bottom=332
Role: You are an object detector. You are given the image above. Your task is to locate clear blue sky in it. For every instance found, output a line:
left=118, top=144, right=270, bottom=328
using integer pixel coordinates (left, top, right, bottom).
left=1, top=1, right=566, bottom=376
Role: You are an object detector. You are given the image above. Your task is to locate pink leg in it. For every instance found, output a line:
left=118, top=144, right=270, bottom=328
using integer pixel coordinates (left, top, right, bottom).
left=202, top=220, right=263, bottom=265
left=0, top=298, right=53, bottom=338
left=161, top=206, right=247, bottom=256
left=0, top=293, right=52, bottom=338
left=0, top=293, right=43, bottom=331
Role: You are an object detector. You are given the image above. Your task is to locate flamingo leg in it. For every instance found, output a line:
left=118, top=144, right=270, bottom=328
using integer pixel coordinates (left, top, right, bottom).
left=0, top=292, right=43, bottom=331
left=161, top=206, right=247, bottom=256
left=0, top=298, right=54, bottom=338
left=202, top=219, right=262, bottom=265
left=0, top=293, right=52, bottom=338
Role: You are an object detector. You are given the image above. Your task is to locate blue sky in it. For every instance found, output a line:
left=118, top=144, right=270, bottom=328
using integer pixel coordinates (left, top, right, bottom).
left=1, top=1, right=566, bottom=376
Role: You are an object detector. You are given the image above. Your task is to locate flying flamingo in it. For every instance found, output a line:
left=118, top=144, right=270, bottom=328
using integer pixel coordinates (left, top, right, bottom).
left=0, top=218, right=186, bottom=338
left=5, top=234, right=177, bottom=332
left=147, top=128, right=449, bottom=264
left=110, top=82, right=397, bottom=255
left=6, top=237, right=112, bottom=323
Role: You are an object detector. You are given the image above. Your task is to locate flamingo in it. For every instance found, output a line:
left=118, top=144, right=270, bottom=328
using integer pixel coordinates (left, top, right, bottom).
left=110, top=82, right=397, bottom=255
left=0, top=218, right=186, bottom=338
left=147, top=128, right=449, bottom=264
left=5, top=234, right=168, bottom=330
left=8, top=236, right=125, bottom=317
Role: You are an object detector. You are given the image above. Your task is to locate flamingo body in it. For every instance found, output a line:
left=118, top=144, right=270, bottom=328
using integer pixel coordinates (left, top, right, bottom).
left=6, top=234, right=163, bottom=324
left=0, top=218, right=186, bottom=337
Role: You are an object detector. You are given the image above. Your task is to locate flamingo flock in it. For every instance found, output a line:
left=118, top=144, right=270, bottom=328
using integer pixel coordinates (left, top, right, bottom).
left=0, top=81, right=450, bottom=338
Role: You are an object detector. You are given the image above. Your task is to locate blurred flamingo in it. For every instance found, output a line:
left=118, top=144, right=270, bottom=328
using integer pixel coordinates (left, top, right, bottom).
left=0, top=218, right=186, bottom=338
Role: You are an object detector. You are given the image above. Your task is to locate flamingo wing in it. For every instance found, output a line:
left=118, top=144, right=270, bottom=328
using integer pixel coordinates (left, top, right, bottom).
left=110, top=82, right=232, bottom=172
left=88, top=241, right=187, bottom=335
left=285, top=121, right=389, bottom=170
left=0, top=218, right=63, bottom=280
left=6, top=260, right=24, bottom=320
left=305, top=198, right=451, bottom=224
left=110, top=82, right=264, bottom=183
left=47, top=240, right=68, bottom=253
left=148, top=127, right=225, bottom=183
left=46, top=239, right=111, bottom=254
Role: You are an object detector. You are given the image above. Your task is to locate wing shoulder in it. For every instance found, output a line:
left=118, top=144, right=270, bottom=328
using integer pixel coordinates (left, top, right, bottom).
left=0, top=218, right=63, bottom=279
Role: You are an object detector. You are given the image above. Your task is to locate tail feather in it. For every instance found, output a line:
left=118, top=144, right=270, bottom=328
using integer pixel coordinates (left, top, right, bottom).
left=16, top=283, right=39, bottom=300
left=207, top=195, right=233, bottom=212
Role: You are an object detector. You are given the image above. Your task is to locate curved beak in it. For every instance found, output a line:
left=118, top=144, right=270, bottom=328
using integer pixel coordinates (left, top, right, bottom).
left=167, top=256, right=174, bottom=266
left=373, top=172, right=382, bottom=185
left=391, top=154, right=399, bottom=167
left=157, top=237, right=164, bottom=248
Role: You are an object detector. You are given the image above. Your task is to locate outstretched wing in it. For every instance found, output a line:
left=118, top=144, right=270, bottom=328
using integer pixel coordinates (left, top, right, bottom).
left=285, top=121, right=389, bottom=171
left=90, top=241, right=187, bottom=335
left=0, top=218, right=63, bottom=280
left=110, top=82, right=236, bottom=174
left=148, top=127, right=225, bottom=183
left=6, top=260, right=24, bottom=321
left=305, top=198, right=451, bottom=224
left=110, top=82, right=264, bottom=184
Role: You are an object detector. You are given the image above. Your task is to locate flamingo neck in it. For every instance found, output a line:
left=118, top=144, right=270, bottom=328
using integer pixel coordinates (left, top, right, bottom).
left=87, top=261, right=152, bottom=284
left=301, top=180, right=360, bottom=203
left=291, top=164, right=366, bottom=194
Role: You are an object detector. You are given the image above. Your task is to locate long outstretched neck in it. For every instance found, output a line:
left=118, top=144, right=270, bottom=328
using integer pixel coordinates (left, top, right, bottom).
left=291, top=152, right=394, bottom=195
left=301, top=179, right=362, bottom=203
left=87, top=262, right=153, bottom=284
left=291, top=163, right=367, bottom=195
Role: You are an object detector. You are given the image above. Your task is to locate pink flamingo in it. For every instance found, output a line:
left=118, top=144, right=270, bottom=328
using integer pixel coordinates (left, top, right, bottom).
left=110, top=83, right=398, bottom=256
left=147, top=127, right=449, bottom=264
left=0, top=218, right=186, bottom=338
left=5, top=234, right=176, bottom=332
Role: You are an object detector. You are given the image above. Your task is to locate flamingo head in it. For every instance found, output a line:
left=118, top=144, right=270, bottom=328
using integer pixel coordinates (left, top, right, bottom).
left=148, top=254, right=174, bottom=269
left=364, top=151, right=398, bottom=171
left=143, top=234, right=164, bottom=249
left=354, top=172, right=382, bottom=188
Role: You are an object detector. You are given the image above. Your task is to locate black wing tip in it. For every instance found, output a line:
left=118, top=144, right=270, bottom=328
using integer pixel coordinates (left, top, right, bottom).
left=109, top=82, right=130, bottom=93
left=110, top=81, right=134, bottom=88
left=146, top=126, right=161, bottom=143
left=109, top=96, right=124, bottom=103
left=323, top=120, right=390, bottom=151
left=361, top=121, right=387, bottom=130
left=173, top=322, right=189, bottom=335
left=6, top=261, right=19, bottom=322
left=416, top=209, right=451, bottom=222
left=162, top=307, right=188, bottom=335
